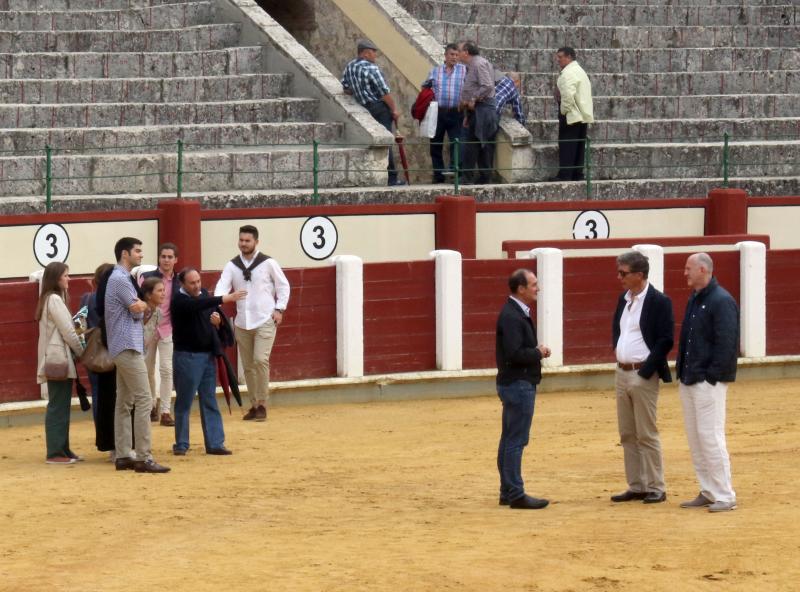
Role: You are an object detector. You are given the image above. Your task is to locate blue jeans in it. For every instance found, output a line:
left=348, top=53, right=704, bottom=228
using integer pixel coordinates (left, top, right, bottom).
left=173, top=351, right=225, bottom=452
left=430, top=108, right=463, bottom=181
left=497, top=380, right=537, bottom=502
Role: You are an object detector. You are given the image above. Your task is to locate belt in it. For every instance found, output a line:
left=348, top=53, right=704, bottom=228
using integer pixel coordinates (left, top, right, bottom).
left=617, top=362, right=644, bottom=371
left=438, top=106, right=459, bottom=112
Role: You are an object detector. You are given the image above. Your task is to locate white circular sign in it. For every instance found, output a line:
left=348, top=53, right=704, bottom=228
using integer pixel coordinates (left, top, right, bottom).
left=300, top=216, right=338, bottom=260
left=572, top=210, right=610, bottom=240
left=33, top=223, right=70, bottom=267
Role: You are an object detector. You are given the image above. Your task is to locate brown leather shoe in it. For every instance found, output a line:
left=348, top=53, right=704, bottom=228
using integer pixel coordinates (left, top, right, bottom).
left=115, top=457, right=135, bottom=471
left=255, top=405, right=267, bottom=422
left=243, top=407, right=258, bottom=421
left=160, top=413, right=175, bottom=427
left=134, top=459, right=171, bottom=473
left=150, top=408, right=158, bottom=422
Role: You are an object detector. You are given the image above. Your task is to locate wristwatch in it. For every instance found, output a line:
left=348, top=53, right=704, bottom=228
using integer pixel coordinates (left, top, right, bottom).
left=275, top=308, right=284, bottom=313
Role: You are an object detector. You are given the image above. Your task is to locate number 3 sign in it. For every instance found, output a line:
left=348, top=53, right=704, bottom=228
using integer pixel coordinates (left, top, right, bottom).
left=34, top=223, right=70, bottom=267
left=573, top=210, right=610, bottom=240
left=300, top=216, right=338, bottom=260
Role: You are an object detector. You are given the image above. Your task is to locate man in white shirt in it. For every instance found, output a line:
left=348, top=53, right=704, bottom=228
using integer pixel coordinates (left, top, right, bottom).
left=215, top=225, right=290, bottom=422
left=610, top=251, right=674, bottom=504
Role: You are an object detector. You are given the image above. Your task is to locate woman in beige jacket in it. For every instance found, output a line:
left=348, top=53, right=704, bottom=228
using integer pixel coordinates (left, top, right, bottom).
left=36, top=262, right=85, bottom=465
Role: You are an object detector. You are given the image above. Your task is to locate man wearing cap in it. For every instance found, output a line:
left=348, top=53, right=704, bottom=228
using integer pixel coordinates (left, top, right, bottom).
left=494, top=71, right=526, bottom=125
left=341, top=39, right=405, bottom=186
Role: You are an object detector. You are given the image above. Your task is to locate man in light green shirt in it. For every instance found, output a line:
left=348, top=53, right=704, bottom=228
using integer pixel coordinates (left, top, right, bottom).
left=550, top=47, right=594, bottom=182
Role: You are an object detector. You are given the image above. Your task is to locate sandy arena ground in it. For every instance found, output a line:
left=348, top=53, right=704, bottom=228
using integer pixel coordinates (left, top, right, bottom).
left=1, top=377, right=799, bottom=592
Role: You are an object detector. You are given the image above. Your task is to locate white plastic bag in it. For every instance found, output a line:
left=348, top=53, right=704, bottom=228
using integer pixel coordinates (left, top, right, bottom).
left=419, top=101, right=438, bottom=138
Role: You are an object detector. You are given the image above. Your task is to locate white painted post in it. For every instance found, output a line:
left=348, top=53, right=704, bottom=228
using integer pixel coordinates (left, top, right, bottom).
left=632, top=244, right=664, bottom=292
left=530, top=248, right=563, bottom=367
left=736, top=241, right=766, bottom=358
left=330, top=255, right=364, bottom=377
left=29, top=270, right=48, bottom=399
left=429, top=249, right=462, bottom=371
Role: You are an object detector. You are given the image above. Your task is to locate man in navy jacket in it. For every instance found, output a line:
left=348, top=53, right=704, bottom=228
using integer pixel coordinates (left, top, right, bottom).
left=676, top=253, right=739, bottom=512
left=610, top=251, right=674, bottom=505
left=495, top=269, right=552, bottom=510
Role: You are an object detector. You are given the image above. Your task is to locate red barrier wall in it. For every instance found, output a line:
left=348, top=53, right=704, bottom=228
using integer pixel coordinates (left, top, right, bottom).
left=563, top=256, right=620, bottom=364
left=363, top=261, right=436, bottom=374
left=462, top=259, right=533, bottom=369
left=766, top=251, right=800, bottom=356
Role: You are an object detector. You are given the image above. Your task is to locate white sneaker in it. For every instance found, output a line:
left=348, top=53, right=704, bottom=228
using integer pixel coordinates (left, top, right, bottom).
left=708, top=500, right=737, bottom=512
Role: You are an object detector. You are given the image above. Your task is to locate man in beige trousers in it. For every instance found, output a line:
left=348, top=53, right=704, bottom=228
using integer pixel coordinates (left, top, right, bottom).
left=215, top=225, right=290, bottom=422
left=610, top=251, right=673, bottom=504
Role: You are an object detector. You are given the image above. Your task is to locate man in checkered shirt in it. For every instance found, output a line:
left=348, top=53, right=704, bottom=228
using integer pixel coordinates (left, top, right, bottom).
left=494, top=71, right=526, bottom=125
left=341, top=39, right=405, bottom=186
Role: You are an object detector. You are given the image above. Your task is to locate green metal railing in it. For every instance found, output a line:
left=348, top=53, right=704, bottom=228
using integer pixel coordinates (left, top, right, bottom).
left=1, top=131, right=791, bottom=211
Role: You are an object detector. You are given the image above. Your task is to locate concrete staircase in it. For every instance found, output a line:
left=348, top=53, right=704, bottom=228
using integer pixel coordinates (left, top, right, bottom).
left=0, top=0, right=383, bottom=204
left=397, top=0, right=800, bottom=194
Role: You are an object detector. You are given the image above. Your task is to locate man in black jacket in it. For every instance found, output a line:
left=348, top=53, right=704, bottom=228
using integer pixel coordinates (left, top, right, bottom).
left=677, top=253, right=739, bottom=512
left=495, top=269, right=551, bottom=510
left=610, top=251, right=674, bottom=505
left=171, top=268, right=246, bottom=456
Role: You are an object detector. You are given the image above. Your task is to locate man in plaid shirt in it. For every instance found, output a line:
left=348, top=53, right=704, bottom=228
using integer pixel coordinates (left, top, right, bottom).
left=495, top=71, right=526, bottom=125
left=341, top=39, right=404, bottom=186
left=424, top=43, right=466, bottom=183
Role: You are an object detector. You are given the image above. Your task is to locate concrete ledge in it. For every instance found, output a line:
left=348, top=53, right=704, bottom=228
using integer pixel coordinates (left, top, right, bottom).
left=4, top=356, right=799, bottom=428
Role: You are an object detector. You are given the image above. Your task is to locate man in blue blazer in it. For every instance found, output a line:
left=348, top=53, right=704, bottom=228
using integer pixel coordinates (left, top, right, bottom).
left=610, top=251, right=674, bottom=504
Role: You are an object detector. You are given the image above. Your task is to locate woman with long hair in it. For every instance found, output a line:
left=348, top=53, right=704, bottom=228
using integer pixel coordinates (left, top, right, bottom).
left=36, top=262, right=85, bottom=465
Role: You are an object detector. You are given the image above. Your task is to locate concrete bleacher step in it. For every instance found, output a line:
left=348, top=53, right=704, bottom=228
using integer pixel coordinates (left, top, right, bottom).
left=420, top=20, right=800, bottom=48
left=0, top=47, right=264, bottom=79
left=0, top=1, right=214, bottom=31
left=404, top=1, right=797, bottom=26
left=0, top=23, right=240, bottom=52
left=0, top=73, right=291, bottom=104
left=522, top=93, right=800, bottom=120
left=0, top=98, right=317, bottom=129
left=0, top=121, right=343, bottom=154
left=526, top=140, right=800, bottom=181
left=484, top=47, right=800, bottom=74
left=525, top=117, right=800, bottom=144
left=1, top=0, right=195, bottom=9
left=520, top=70, right=800, bottom=97
left=0, top=146, right=381, bottom=197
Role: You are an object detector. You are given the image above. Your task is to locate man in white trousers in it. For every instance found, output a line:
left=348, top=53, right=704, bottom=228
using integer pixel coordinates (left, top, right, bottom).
left=676, top=253, right=739, bottom=512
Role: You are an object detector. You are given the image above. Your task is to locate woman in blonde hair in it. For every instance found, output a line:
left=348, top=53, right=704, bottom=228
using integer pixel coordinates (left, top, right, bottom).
left=36, top=261, right=85, bottom=465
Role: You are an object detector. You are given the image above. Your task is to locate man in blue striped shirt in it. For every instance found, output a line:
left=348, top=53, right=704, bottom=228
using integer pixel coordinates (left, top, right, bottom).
left=425, top=43, right=466, bottom=183
left=341, top=39, right=404, bottom=186
left=105, top=237, right=170, bottom=474
left=495, top=71, right=526, bottom=125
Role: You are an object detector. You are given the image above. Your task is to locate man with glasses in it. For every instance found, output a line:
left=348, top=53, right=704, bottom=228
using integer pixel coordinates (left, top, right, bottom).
left=610, top=251, right=673, bottom=504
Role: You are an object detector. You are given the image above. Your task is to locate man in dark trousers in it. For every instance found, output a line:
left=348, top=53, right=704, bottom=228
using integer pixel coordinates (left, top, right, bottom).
left=677, top=253, right=739, bottom=512
left=610, top=251, right=674, bottom=505
left=171, top=268, right=247, bottom=456
left=495, top=269, right=551, bottom=509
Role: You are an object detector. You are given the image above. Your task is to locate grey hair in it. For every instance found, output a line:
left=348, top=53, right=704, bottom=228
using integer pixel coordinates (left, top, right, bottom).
left=616, top=251, right=649, bottom=278
left=694, top=252, right=714, bottom=273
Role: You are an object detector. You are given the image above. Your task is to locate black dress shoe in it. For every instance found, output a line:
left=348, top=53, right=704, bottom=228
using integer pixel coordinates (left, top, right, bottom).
left=509, top=494, right=549, bottom=510
left=643, top=491, right=667, bottom=504
left=206, top=447, right=233, bottom=455
left=134, top=459, right=171, bottom=473
left=499, top=498, right=509, bottom=506
left=115, top=457, right=135, bottom=471
left=173, top=448, right=187, bottom=456
left=610, top=490, right=648, bottom=502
